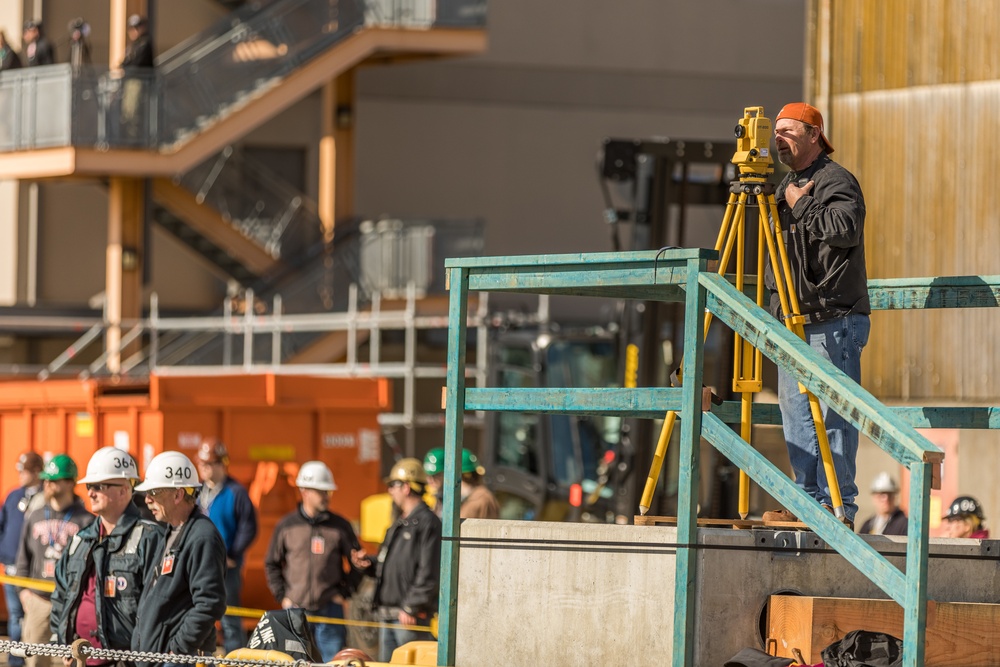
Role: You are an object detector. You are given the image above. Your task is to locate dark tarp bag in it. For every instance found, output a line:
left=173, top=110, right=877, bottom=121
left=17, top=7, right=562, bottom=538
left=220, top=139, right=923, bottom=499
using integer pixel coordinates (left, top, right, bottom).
left=246, top=608, right=321, bottom=662
left=724, top=647, right=795, bottom=666
left=821, top=629, right=903, bottom=667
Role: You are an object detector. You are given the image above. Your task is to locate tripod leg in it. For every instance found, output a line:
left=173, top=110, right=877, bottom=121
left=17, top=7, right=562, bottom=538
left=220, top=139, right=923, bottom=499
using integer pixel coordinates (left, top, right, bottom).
left=738, top=392, right=752, bottom=518
left=638, top=192, right=745, bottom=515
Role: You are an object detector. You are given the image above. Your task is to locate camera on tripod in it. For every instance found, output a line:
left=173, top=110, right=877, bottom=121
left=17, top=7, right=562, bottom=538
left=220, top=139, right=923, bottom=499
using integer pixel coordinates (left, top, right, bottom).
left=732, top=106, right=773, bottom=176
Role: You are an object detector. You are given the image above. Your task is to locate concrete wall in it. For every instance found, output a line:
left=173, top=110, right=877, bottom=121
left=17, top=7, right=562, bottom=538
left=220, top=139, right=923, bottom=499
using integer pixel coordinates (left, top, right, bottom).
left=457, top=520, right=1000, bottom=666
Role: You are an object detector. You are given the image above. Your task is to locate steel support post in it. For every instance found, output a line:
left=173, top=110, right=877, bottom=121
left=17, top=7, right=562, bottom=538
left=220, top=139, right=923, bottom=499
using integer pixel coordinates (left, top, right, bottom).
left=439, top=267, right=469, bottom=666
left=672, top=257, right=708, bottom=667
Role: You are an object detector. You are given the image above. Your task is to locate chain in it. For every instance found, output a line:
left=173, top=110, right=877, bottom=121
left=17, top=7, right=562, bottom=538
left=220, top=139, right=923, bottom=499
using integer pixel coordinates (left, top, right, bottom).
left=0, top=641, right=314, bottom=667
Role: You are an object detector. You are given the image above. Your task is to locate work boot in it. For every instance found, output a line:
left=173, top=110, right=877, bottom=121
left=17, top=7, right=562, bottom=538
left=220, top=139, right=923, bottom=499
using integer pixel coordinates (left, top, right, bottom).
left=822, top=504, right=855, bottom=531
left=762, top=509, right=798, bottom=523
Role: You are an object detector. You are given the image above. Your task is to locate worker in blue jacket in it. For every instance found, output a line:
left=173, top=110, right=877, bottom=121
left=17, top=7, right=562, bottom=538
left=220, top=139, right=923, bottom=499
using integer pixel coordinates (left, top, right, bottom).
left=0, top=452, right=43, bottom=667
left=196, top=439, right=258, bottom=653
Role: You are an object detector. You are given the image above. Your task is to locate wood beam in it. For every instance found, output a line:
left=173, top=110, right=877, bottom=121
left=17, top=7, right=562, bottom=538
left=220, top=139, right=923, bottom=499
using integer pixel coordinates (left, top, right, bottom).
left=767, top=595, right=1000, bottom=665
left=320, top=72, right=356, bottom=242
left=106, top=177, right=145, bottom=375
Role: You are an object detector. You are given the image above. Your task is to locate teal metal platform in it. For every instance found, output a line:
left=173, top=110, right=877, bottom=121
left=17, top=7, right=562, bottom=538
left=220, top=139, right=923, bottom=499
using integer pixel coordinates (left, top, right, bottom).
left=436, top=249, right=1000, bottom=666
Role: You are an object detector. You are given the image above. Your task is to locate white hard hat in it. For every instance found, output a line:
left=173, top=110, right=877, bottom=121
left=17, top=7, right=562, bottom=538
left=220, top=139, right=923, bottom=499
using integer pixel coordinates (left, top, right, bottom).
left=135, top=451, right=202, bottom=491
left=296, top=461, right=337, bottom=491
left=870, top=471, right=899, bottom=494
left=78, top=447, right=139, bottom=485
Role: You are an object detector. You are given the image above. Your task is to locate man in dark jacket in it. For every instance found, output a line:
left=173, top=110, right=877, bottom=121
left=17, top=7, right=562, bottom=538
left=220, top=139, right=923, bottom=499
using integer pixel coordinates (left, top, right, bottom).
left=51, top=448, right=164, bottom=665
left=21, top=21, right=54, bottom=67
left=265, top=461, right=362, bottom=661
left=118, top=14, right=153, bottom=143
left=352, top=459, right=441, bottom=662
left=132, top=452, right=227, bottom=666
left=17, top=455, right=93, bottom=667
left=121, top=15, right=153, bottom=69
left=0, top=452, right=43, bottom=667
left=196, top=439, right=257, bottom=654
left=762, top=102, right=869, bottom=529
left=858, top=472, right=907, bottom=536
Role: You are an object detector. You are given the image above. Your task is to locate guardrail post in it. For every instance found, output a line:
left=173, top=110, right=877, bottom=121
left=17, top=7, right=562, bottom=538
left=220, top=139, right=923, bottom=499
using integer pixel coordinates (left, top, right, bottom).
left=903, top=460, right=932, bottom=666
left=439, top=266, right=469, bottom=666
left=672, top=257, right=709, bottom=667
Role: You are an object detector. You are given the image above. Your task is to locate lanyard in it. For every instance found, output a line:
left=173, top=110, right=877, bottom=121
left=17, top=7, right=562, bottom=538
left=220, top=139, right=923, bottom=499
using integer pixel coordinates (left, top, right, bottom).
left=44, top=505, right=74, bottom=547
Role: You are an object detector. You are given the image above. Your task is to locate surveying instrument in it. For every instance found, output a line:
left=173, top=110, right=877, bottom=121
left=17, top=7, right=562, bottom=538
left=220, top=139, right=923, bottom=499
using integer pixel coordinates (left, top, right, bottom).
left=637, top=106, right=846, bottom=523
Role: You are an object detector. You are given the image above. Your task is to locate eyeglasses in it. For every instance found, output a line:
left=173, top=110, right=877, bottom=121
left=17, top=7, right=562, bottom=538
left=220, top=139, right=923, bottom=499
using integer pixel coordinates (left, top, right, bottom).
left=387, top=480, right=407, bottom=489
left=86, top=482, right=127, bottom=492
left=144, top=488, right=175, bottom=499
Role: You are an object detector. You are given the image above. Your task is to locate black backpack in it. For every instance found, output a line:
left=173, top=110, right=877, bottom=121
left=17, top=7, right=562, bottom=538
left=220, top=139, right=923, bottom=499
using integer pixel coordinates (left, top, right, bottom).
left=821, top=630, right=903, bottom=667
left=246, top=608, right=321, bottom=662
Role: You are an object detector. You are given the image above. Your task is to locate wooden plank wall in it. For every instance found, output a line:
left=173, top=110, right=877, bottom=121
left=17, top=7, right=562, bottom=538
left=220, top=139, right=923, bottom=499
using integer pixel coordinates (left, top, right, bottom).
left=808, top=0, right=1000, bottom=401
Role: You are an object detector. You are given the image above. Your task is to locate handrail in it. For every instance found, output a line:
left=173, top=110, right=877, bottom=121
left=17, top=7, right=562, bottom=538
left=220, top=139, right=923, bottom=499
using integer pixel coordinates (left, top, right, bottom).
left=700, top=273, right=943, bottom=465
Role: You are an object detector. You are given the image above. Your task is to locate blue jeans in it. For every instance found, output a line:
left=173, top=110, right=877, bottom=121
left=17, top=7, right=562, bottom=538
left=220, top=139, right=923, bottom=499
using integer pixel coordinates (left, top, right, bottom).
left=221, top=565, right=247, bottom=654
left=377, top=612, right=432, bottom=663
left=4, top=582, right=25, bottom=667
left=309, top=601, right=345, bottom=662
left=778, top=313, right=870, bottom=522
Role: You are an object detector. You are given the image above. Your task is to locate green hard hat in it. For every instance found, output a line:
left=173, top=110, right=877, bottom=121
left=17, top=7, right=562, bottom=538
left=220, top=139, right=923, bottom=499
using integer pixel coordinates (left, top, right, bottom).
left=40, top=454, right=78, bottom=481
left=461, top=449, right=485, bottom=476
left=423, top=448, right=445, bottom=476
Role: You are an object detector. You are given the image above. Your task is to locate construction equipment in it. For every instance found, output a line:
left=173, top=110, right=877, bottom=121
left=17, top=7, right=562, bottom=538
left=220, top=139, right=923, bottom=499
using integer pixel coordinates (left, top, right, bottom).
left=636, top=106, right=846, bottom=521
left=479, top=137, right=742, bottom=523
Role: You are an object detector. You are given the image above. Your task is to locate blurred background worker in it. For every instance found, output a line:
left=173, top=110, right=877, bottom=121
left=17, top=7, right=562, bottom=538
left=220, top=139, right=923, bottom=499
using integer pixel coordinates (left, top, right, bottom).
left=51, top=448, right=164, bottom=665
left=422, top=448, right=445, bottom=516
left=422, top=448, right=499, bottom=519
left=352, top=459, right=441, bottom=662
left=265, top=461, right=363, bottom=661
left=16, top=455, right=93, bottom=667
left=21, top=20, right=54, bottom=67
left=132, top=451, right=227, bottom=663
left=942, top=496, right=990, bottom=539
left=0, top=452, right=44, bottom=667
left=66, top=17, right=91, bottom=75
left=196, top=439, right=257, bottom=654
left=857, top=472, right=907, bottom=536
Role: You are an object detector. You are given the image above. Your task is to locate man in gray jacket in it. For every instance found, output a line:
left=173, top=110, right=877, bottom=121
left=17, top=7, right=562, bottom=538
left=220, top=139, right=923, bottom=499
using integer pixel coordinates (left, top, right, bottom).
left=51, top=448, right=164, bottom=664
left=764, top=102, right=869, bottom=529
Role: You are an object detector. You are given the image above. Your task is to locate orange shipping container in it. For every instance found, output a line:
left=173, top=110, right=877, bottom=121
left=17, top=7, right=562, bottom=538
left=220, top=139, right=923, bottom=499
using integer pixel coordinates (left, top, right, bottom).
left=0, top=373, right=390, bottom=619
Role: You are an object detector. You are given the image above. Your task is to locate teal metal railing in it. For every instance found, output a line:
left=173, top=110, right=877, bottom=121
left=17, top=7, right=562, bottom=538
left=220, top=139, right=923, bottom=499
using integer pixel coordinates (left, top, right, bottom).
left=437, top=249, right=1000, bottom=667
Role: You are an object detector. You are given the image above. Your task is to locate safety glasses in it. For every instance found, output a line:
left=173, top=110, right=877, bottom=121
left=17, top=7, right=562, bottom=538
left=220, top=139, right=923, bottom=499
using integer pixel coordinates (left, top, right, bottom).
left=86, top=482, right=128, bottom=492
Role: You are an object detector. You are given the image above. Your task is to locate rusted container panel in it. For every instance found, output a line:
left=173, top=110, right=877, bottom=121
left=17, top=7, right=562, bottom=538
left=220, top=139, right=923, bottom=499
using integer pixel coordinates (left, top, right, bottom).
left=0, top=373, right=390, bottom=616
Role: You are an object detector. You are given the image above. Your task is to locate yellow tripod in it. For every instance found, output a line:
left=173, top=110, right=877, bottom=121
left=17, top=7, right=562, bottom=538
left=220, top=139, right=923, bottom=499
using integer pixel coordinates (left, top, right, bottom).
left=637, top=106, right=846, bottom=522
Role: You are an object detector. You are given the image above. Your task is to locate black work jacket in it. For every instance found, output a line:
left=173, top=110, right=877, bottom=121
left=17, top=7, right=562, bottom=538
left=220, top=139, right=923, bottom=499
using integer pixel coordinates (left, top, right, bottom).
left=765, top=153, right=869, bottom=323
left=131, top=510, right=227, bottom=660
left=51, top=504, right=164, bottom=650
left=371, top=501, right=441, bottom=617
left=859, top=508, right=908, bottom=536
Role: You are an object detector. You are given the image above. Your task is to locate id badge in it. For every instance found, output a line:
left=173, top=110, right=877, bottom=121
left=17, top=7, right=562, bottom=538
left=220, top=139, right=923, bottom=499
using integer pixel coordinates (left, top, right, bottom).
left=311, top=536, right=325, bottom=555
left=43, top=559, right=56, bottom=578
left=161, top=553, right=175, bottom=576
left=104, top=575, right=117, bottom=598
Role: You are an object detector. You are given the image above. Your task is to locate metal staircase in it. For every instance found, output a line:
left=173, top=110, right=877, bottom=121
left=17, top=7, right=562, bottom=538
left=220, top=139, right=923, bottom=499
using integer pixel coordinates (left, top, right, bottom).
left=0, top=0, right=487, bottom=176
